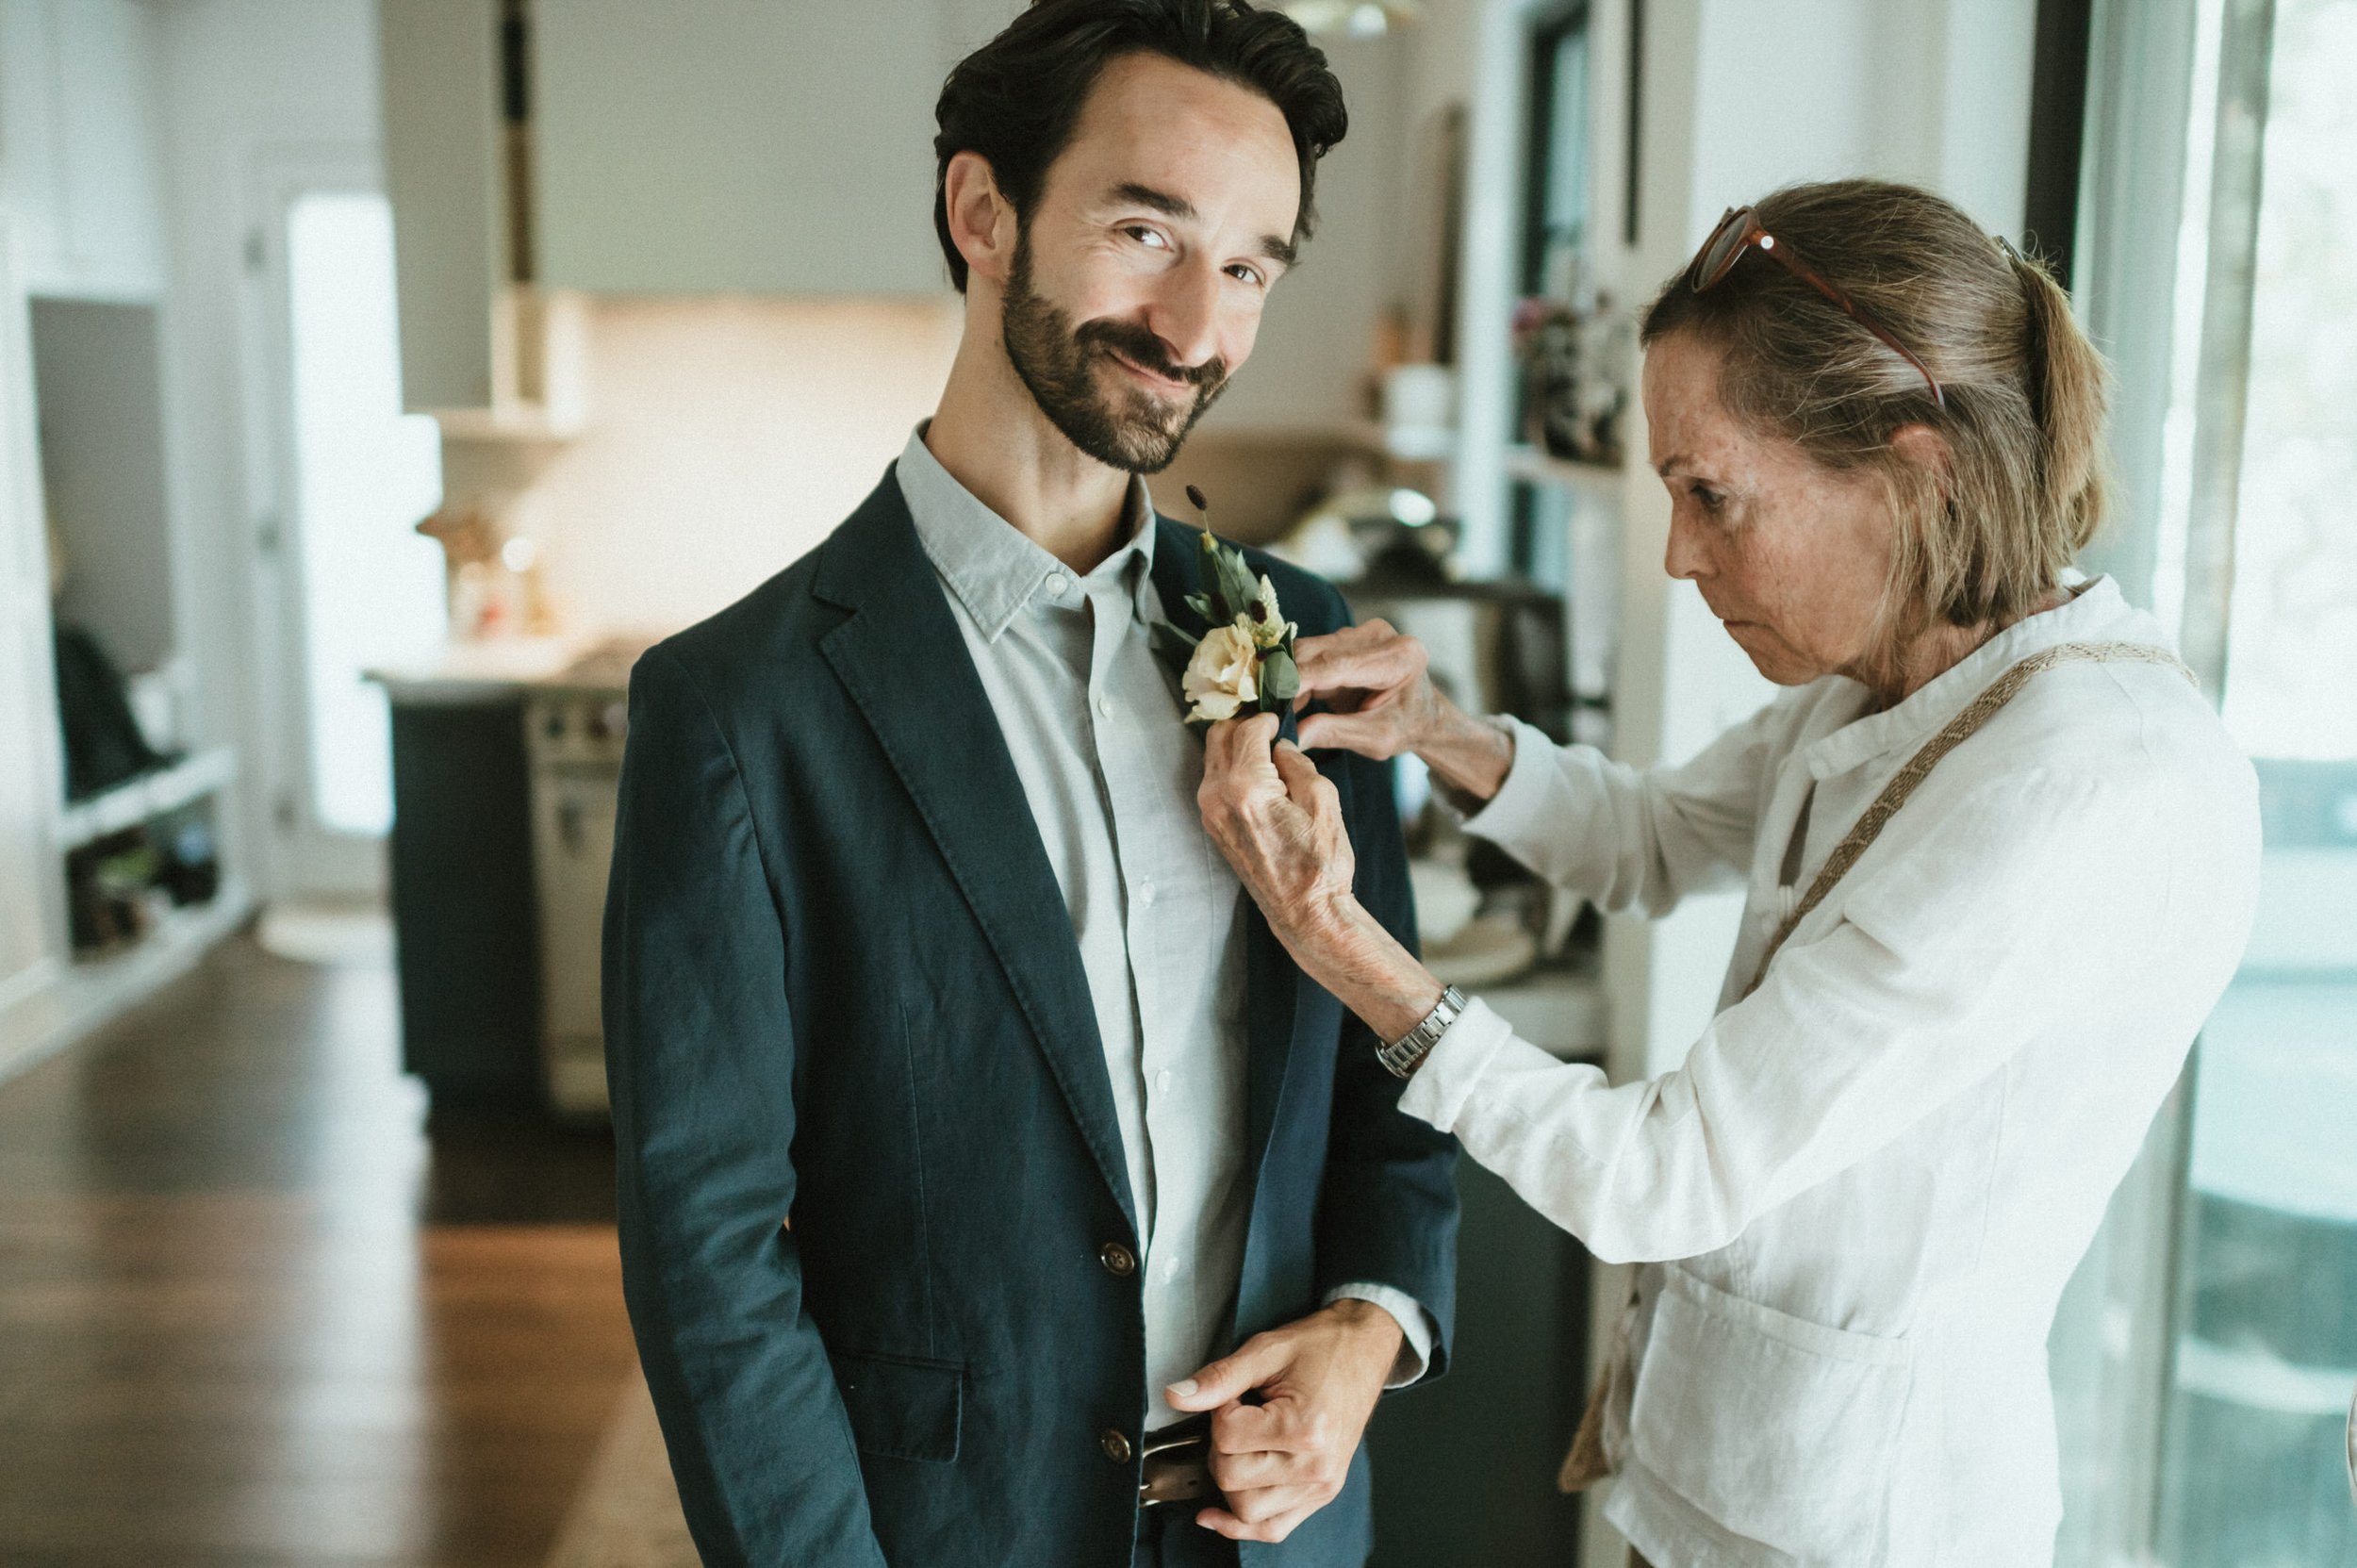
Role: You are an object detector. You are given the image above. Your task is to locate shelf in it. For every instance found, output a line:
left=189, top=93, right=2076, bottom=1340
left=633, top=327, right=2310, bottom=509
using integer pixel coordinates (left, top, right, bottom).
left=1, top=877, right=255, bottom=1085
left=1503, top=444, right=1626, bottom=508
left=58, top=746, right=238, bottom=852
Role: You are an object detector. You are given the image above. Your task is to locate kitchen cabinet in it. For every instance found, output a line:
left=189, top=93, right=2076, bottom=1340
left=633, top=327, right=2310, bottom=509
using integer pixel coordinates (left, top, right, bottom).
left=380, top=0, right=508, bottom=412
left=0, top=0, right=167, bottom=301
left=531, top=0, right=948, bottom=295
left=386, top=689, right=544, bottom=1104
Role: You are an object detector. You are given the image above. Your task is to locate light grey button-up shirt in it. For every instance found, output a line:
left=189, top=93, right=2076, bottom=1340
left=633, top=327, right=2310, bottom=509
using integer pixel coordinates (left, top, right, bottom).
left=897, top=427, right=1430, bottom=1422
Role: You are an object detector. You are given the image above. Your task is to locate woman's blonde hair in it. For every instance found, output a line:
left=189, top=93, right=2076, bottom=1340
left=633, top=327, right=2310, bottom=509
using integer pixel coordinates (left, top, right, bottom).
left=1640, top=178, right=2112, bottom=630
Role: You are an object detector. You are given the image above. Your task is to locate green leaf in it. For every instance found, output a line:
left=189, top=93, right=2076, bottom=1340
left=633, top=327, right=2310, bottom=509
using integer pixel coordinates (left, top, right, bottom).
left=1183, top=592, right=1215, bottom=623
left=1259, top=647, right=1299, bottom=703
left=1214, top=543, right=1261, bottom=629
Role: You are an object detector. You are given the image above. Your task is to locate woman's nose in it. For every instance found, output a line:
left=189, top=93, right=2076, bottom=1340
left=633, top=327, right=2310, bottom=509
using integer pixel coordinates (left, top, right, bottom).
left=1664, top=511, right=1710, bottom=581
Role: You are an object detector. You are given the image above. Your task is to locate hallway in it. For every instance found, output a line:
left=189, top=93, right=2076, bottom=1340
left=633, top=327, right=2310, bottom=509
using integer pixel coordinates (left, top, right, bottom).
left=0, top=933, right=641, bottom=1567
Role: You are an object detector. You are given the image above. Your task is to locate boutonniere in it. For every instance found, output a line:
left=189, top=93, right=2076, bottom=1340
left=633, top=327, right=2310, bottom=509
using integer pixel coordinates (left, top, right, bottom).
left=1151, top=486, right=1300, bottom=727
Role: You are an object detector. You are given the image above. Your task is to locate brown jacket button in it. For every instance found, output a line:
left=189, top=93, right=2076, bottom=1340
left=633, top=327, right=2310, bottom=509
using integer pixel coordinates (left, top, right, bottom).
left=1099, top=1242, right=1137, bottom=1277
left=1100, top=1428, right=1134, bottom=1464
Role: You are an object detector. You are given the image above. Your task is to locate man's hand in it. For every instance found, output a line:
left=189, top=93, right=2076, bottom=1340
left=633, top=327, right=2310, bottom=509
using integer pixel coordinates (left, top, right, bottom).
left=1162, top=1300, right=1405, bottom=1543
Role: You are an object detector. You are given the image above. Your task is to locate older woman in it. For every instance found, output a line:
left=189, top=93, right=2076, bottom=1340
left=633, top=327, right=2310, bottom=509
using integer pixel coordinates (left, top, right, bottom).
left=1195, top=180, right=2261, bottom=1567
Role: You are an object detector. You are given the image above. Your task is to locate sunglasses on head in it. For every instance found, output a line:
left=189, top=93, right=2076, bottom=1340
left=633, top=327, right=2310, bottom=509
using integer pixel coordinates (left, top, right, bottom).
left=1686, top=205, right=1946, bottom=410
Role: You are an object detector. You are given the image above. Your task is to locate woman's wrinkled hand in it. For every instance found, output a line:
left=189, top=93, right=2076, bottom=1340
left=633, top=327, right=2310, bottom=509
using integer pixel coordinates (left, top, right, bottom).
left=1197, top=714, right=1356, bottom=949
left=1289, top=619, right=1445, bottom=761
left=1197, top=714, right=1448, bottom=1046
left=1292, top=619, right=1516, bottom=804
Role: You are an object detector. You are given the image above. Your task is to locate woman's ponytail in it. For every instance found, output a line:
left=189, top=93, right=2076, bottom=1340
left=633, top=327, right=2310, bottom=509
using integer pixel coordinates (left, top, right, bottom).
left=2011, top=249, right=2113, bottom=554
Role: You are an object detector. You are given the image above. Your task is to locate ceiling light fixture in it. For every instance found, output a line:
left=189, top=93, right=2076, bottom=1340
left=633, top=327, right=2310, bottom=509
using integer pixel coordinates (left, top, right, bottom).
left=1279, top=1, right=1422, bottom=38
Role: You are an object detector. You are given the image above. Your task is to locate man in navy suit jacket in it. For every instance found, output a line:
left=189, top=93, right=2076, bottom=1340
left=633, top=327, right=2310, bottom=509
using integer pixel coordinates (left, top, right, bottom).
left=602, top=5, right=1458, bottom=1564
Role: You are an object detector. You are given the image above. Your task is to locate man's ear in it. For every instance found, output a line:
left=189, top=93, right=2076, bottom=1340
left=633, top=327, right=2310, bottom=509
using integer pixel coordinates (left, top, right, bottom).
left=943, top=151, right=1017, bottom=289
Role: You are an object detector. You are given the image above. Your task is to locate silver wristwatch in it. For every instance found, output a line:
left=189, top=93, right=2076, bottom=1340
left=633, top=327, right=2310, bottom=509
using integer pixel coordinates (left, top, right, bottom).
left=1376, top=986, right=1467, bottom=1080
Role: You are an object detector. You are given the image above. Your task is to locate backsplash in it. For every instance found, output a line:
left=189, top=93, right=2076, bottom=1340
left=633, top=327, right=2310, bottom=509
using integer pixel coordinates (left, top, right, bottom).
left=506, top=295, right=964, bottom=637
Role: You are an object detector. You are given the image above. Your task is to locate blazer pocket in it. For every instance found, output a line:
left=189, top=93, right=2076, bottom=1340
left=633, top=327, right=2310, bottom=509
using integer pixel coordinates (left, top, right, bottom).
left=829, top=1349, right=964, bottom=1464
left=1627, top=1267, right=1912, bottom=1567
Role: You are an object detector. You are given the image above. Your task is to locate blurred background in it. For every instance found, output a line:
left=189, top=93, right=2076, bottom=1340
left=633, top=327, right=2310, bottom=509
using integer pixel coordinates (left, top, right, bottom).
left=0, top=1, right=2350, bottom=1564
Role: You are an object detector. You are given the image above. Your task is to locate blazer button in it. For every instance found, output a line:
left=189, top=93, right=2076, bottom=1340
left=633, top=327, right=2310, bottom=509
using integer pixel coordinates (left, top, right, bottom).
left=1099, top=1241, right=1137, bottom=1277
left=1100, top=1428, right=1134, bottom=1465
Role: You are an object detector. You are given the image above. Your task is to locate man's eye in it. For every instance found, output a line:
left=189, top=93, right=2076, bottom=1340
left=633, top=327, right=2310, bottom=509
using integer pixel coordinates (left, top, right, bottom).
left=1226, top=264, right=1265, bottom=287
left=1693, top=486, right=1724, bottom=512
left=1125, top=225, right=1171, bottom=250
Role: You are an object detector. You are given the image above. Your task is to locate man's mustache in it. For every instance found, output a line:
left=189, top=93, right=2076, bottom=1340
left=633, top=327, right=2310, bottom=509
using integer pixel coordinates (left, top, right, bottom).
left=1077, top=318, right=1227, bottom=390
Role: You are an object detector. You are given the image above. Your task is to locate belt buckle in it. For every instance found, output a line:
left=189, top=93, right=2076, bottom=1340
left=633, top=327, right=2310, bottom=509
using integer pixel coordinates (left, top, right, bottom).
left=1138, top=1413, right=1215, bottom=1507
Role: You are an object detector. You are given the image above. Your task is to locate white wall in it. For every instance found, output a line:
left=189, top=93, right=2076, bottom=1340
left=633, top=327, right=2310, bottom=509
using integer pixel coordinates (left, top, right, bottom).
left=1201, top=30, right=1411, bottom=435
left=152, top=0, right=385, bottom=896
left=512, top=295, right=964, bottom=635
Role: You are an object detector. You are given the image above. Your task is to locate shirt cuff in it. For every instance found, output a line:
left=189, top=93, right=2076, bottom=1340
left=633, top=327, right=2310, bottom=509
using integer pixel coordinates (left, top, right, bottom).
left=1395, top=996, right=1518, bottom=1134
left=1452, top=715, right=1558, bottom=849
left=1323, top=1281, right=1439, bottom=1388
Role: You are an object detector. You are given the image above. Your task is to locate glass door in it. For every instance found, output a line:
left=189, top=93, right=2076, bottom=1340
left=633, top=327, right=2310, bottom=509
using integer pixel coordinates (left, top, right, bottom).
left=2152, top=0, right=2357, bottom=1559
left=2054, top=1, right=2357, bottom=1561
left=242, top=153, right=446, bottom=900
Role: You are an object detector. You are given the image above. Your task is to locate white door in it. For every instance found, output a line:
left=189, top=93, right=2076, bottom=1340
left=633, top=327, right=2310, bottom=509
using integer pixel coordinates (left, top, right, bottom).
left=240, top=149, right=447, bottom=900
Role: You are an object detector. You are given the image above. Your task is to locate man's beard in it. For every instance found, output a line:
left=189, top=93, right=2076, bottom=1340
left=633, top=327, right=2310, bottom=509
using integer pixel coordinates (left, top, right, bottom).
left=1000, top=231, right=1228, bottom=475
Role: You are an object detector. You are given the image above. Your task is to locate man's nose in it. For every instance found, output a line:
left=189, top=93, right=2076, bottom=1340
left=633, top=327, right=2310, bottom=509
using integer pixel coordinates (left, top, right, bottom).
left=1145, top=259, right=1224, bottom=373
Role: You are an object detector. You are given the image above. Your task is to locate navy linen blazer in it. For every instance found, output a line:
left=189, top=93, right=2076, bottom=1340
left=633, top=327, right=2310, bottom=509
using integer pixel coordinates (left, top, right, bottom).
left=602, top=470, right=1459, bottom=1568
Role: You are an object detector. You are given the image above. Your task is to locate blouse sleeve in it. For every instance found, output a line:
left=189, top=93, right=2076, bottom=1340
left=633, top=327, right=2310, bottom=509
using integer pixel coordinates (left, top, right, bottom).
left=1401, top=765, right=2169, bottom=1264
left=1459, top=699, right=1796, bottom=917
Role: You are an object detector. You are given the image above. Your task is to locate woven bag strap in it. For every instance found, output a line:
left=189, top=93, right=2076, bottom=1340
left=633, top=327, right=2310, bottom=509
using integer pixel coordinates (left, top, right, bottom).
left=1740, top=640, right=2194, bottom=1000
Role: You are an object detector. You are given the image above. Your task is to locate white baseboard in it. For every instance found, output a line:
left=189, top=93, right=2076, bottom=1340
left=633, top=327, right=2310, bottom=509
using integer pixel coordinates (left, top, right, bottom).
left=0, top=879, right=254, bottom=1086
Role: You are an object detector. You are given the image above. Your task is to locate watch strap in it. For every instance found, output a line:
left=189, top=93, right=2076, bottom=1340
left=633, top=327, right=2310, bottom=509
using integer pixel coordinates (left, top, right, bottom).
left=1376, top=985, right=1467, bottom=1079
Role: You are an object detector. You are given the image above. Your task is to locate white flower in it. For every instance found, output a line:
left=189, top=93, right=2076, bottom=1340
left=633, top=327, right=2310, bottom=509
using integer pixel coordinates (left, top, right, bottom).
left=1182, top=621, right=1261, bottom=722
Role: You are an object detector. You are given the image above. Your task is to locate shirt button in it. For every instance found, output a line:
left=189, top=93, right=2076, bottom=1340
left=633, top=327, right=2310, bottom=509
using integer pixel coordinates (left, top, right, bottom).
left=1137, top=880, right=1156, bottom=908
left=1100, top=1428, right=1134, bottom=1465
left=1162, top=1255, right=1180, bottom=1283
left=1096, top=694, right=1113, bottom=718
left=1045, top=571, right=1069, bottom=597
left=1098, top=1241, right=1136, bottom=1277
left=1155, top=1068, right=1173, bottom=1093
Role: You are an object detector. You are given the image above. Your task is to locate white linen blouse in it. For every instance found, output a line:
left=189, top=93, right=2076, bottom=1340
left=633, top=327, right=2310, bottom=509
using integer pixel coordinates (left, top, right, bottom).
left=1396, top=578, right=2262, bottom=1568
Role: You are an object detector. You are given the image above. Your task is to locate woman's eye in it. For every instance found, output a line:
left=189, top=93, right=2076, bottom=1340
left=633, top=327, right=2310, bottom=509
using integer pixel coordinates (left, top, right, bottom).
left=1692, top=486, right=1724, bottom=512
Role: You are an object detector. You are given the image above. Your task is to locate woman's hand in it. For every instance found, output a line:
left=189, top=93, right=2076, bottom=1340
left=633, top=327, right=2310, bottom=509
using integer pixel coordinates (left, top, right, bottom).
left=1291, top=621, right=1515, bottom=803
left=1197, top=715, right=1358, bottom=945
left=1198, top=715, right=1443, bottom=1044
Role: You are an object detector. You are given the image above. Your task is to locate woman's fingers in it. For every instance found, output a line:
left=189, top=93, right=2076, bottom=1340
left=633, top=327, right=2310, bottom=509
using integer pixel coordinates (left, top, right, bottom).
left=1290, top=621, right=1425, bottom=709
left=1296, top=707, right=1403, bottom=759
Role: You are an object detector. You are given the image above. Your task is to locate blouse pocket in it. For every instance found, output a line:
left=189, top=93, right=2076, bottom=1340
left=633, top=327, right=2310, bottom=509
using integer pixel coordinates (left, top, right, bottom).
left=1627, top=1267, right=1913, bottom=1566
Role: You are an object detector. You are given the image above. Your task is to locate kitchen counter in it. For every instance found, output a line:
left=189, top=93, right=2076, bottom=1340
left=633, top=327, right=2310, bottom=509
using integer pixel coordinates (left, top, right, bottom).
left=365, top=634, right=659, bottom=703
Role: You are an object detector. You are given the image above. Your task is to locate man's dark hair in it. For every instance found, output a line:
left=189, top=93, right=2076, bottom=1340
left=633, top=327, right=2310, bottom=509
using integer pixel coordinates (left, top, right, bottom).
left=932, top=0, right=1347, bottom=292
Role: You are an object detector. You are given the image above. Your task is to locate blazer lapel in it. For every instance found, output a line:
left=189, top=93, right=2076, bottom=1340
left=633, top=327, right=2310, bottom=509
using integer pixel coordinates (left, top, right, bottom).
left=1149, top=518, right=1303, bottom=1197
left=816, top=473, right=1137, bottom=1235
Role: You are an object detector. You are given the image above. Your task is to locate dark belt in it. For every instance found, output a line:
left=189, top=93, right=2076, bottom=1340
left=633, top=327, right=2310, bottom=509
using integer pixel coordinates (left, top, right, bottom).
left=1139, top=1413, right=1216, bottom=1507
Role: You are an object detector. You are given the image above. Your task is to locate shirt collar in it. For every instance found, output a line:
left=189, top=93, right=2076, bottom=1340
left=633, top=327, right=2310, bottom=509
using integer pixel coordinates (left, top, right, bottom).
left=896, top=423, right=1159, bottom=642
left=1802, top=575, right=2159, bottom=780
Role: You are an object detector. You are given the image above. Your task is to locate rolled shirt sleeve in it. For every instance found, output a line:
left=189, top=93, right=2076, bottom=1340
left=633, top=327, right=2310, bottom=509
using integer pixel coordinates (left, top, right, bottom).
left=1322, top=1281, right=1439, bottom=1387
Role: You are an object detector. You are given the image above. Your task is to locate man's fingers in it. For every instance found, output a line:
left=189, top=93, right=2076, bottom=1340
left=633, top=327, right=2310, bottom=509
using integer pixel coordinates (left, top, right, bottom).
left=1165, top=1336, right=1285, bottom=1414
left=1195, top=1495, right=1325, bottom=1543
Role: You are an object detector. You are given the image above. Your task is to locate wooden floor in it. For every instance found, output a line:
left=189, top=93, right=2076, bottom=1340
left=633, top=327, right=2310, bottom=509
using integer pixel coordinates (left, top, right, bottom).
left=0, top=932, right=641, bottom=1568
